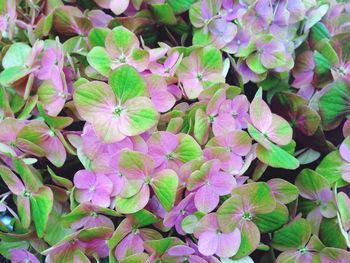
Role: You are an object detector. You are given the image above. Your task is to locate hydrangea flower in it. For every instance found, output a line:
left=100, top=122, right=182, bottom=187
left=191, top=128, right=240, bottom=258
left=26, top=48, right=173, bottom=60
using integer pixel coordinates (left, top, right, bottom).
left=74, top=170, right=113, bottom=207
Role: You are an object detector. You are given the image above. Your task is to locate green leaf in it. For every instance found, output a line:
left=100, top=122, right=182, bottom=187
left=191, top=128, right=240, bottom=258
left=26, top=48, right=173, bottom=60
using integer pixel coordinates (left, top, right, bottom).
left=30, top=186, right=54, bottom=238
left=2, top=43, right=31, bottom=69
left=174, top=133, right=202, bottom=162
left=108, top=65, right=147, bottom=103
left=86, top=47, right=112, bottom=77
left=150, top=4, right=177, bottom=25
left=151, top=169, right=178, bottom=211
left=271, top=218, right=311, bottom=251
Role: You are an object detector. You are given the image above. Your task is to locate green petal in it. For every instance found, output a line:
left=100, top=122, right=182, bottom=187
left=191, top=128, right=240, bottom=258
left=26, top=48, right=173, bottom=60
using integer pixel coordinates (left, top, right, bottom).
left=108, top=65, right=147, bottom=103
left=319, top=79, right=350, bottom=130
left=271, top=218, right=311, bottom=251
left=120, top=97, right=159, bottom=136
left=267, top=178, right=299, bottom=204
left=30, top=186, right=54, bottom=238
left=233, top=221, right=260, bottom=259
left=149, top=3, right=177, bottom=25
left=115, top=185, right=150, bottom=214
left=88, top=27, right=111, bottom=47
left=255, top=143, right=299, bottom=170
left=0, top=66, right=31, bottom=87
left=316, top=151, right=348, bottom=186
left=295, top=169, right=329, bottom=199
left=151, top=169, right=178, bottom=211
left=246, top=53, right=267, bottom=74
left=254, top=203, right=289, bottom=233
left=2, top=43, right=31, bottom=69
left=174, top=133, right=203, bottom=163
left=87, top=47, right=112, bottom=77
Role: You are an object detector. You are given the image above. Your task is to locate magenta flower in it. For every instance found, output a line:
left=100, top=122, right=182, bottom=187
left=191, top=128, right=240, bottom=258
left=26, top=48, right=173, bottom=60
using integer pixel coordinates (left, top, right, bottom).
left=187, top=159, right=236, bottom=213
left=10, top=249, right=39, bottom=263
left=74, top=170, right=113, bottom=207
left=194, top=213, right=241, bottom=258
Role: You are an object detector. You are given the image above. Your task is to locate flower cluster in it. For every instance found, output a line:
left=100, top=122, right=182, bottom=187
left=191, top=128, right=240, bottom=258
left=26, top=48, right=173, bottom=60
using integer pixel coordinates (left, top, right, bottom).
left=0, top=0, right=350, bottom=262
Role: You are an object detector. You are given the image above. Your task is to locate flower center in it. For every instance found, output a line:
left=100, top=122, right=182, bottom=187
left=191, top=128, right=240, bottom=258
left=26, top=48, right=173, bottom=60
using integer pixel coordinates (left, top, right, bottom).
left=209, top=115, right=216, bottom=123
left=216, top=229, right=222, bottom=235
left=228, top=8, right=233, bottom=13
left=145, top=175, right=151, bottom=184
left=89, top=186, right=96, bottom=192
left=118, top=54, right=126, bottom=63
left=90, top=211, right=98, bottom=218
left=242, top=211, right=253, bottom=221
left=196, top=73, right=203, bottom=81
left=166, top=153, right=174, bottom=160
left=298, top=247, right=308, bottom=255
left=23, top=190, right=31, bottom=198
left=114, top=106, right=123, bottom=117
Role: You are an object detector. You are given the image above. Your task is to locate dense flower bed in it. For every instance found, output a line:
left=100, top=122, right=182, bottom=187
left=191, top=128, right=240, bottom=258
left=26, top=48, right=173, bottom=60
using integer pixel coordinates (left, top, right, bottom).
left=1, top=0, right=350, bottom=262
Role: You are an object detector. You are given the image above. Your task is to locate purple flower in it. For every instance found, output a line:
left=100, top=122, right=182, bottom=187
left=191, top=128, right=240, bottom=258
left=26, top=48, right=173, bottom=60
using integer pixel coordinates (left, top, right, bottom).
left=10, top=249, right=40, bottom=263
left=222, top=0, right=247, bottom=21
left=194, top=213, right=241, bottom=258
left=164, top=193, right=196, bottom=235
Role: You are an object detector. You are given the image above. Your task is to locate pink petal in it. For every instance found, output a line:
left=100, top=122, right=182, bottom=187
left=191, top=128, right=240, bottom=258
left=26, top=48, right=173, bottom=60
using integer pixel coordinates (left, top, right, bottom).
left=74, top=170, right=96, bottom=189
left=266, top=114, right=293, bottom=146
left=194, top=186, right=220, bottom=213
left=210, top=172, right=236, bottom=195
left=115, top=233, right=144, bottom=260
left=150, top=89, right=176, bottom=113
left=110, top=0, right=129, bottom=15
left=198, top=231, right=219, bottom=256
left=216, top=228, right=241, bottom=257
left=340, top=136, right=350, bottom=163
left=250, top=97, right=272, bottom=133
left=212, top=113, right=236, bottom=136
